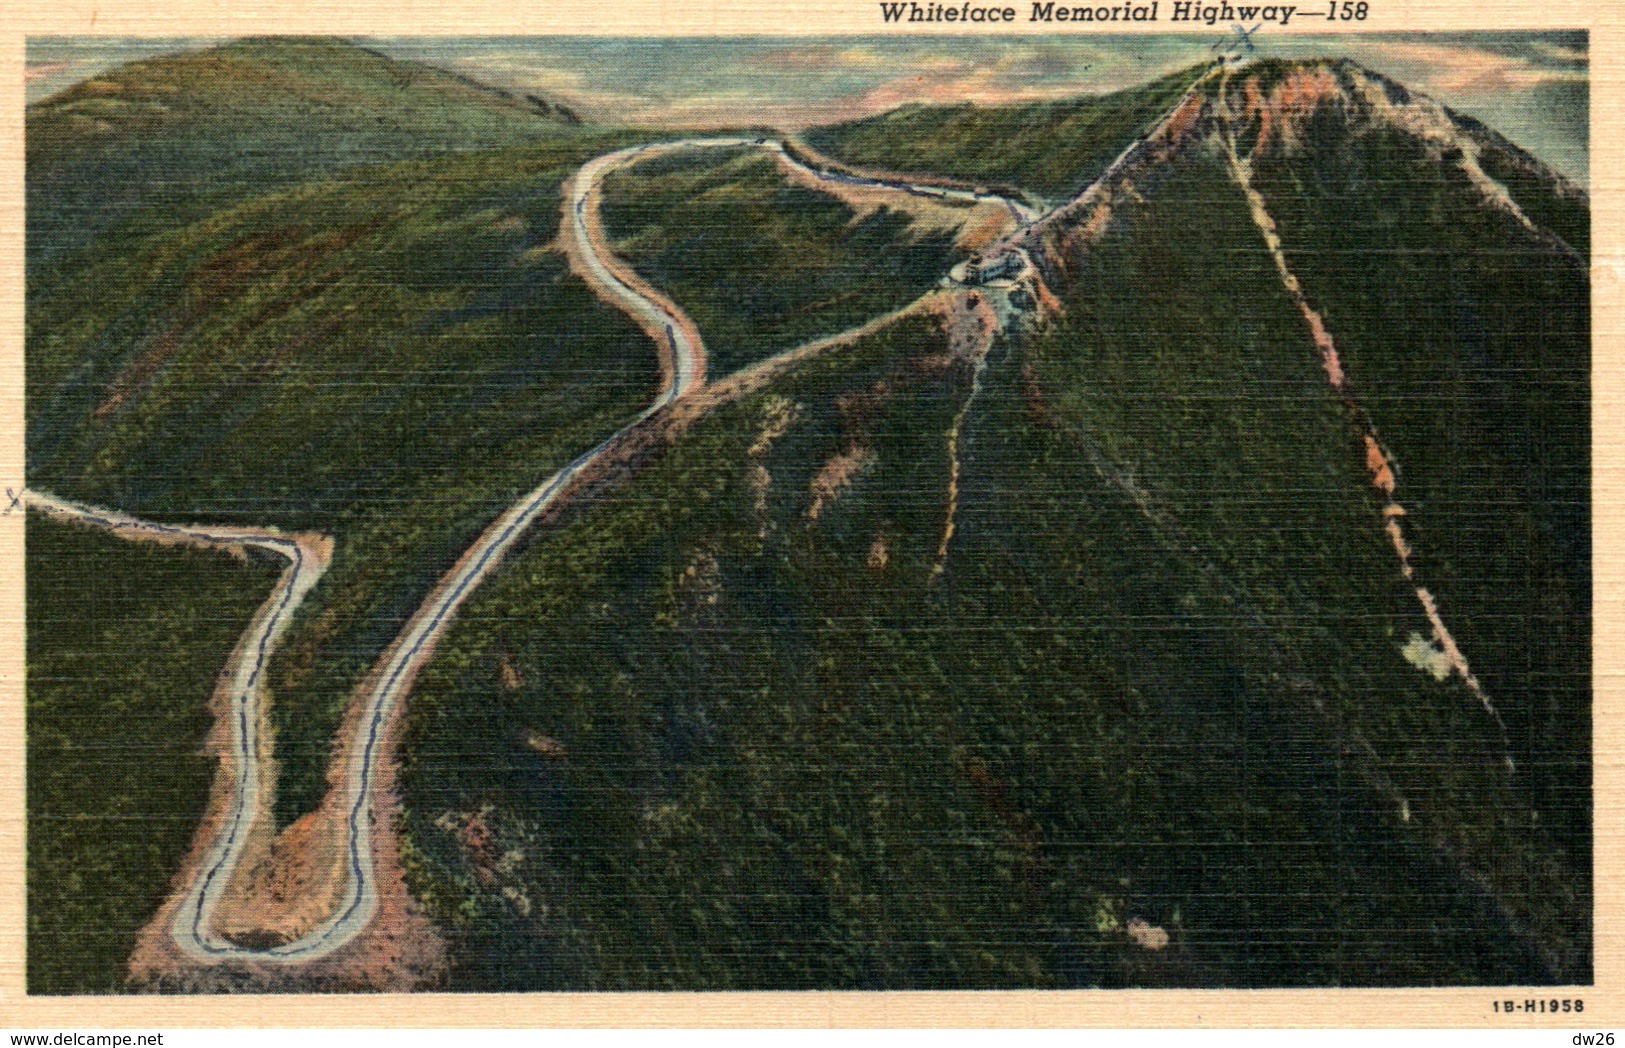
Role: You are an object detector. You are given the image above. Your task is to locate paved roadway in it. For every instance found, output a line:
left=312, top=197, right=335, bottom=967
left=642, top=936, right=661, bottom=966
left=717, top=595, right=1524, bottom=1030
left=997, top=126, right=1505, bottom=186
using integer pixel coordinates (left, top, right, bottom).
left=22, top=490, right=331, bottom=960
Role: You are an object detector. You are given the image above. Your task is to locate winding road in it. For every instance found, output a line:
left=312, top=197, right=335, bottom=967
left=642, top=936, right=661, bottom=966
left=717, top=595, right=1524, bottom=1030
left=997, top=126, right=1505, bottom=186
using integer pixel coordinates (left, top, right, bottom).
left=24, top=489, right=333, bottom=957
left=32, top=135, right=1040, bottom=971
left=160, top=138, right=718, bottom=964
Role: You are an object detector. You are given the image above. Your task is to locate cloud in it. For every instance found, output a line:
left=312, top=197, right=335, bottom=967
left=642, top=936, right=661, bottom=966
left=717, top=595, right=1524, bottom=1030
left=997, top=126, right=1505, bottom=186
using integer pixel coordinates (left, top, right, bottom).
left=1529, top=40, right=1588, bottom=66
left=851, top=71, right=1066, bottom=112
left=444, top=54, right=588, bottom=93
left=25, top=61, right=70, bottom=83
left=746, top=44, right=890, bottom=72
left=1358, top=38, right=1584, bottom=95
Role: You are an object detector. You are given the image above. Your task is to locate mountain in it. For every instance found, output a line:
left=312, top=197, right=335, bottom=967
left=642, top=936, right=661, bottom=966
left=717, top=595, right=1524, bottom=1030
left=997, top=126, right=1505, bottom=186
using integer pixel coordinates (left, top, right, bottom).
left=396, top=58, right=1589, bottom=988
left=1008, top=54, right=1589, bottom=978
left=27, top=37, right=582, bottom=266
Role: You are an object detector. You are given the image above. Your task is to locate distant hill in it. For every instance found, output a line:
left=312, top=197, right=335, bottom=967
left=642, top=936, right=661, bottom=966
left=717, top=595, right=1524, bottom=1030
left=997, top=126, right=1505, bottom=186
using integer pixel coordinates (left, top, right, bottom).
left=27, top=36, right=582, bottom=265
left=801, top=66, right=1202, bottom=202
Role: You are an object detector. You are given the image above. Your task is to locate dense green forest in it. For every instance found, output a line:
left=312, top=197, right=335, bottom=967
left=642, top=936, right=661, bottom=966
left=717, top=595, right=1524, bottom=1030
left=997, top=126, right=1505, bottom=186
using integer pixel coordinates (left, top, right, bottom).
left=28, top=37, right=580, bottom=268
left=600, top=149, right=960, bottom=377
left=27, top=515, right=279, bottom=993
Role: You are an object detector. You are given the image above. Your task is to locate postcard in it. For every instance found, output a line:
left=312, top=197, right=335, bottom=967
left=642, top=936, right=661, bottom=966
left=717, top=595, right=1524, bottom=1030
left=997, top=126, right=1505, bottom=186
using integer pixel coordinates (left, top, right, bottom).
left=1, top=0, right=1616, bottom=1028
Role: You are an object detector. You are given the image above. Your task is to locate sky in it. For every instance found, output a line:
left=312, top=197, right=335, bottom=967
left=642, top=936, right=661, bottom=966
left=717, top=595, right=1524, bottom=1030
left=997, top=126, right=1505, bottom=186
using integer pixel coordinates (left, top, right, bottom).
left=25, top=32, right=1589, bottom=185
